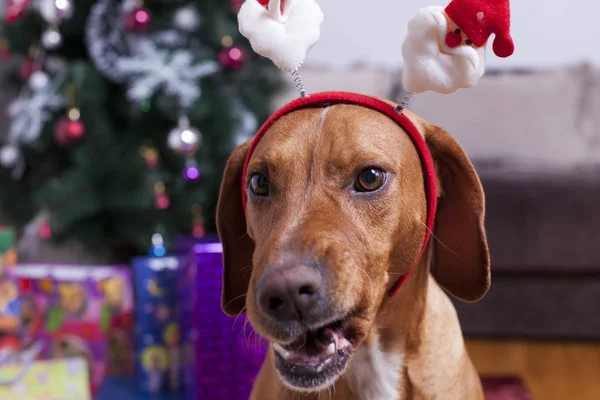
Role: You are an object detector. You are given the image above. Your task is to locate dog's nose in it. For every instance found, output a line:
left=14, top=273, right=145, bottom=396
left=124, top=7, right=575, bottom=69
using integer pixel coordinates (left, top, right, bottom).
left=257, top=264, right=322, bottom=321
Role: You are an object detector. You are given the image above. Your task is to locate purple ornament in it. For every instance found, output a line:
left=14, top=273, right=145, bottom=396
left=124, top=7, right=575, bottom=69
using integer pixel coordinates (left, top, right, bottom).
left=184, top=160, right=200, bottom=181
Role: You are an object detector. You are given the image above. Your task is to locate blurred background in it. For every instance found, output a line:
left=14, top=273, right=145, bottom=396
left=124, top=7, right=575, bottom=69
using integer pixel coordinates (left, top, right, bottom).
left=0, top=0, right=598, bottom=399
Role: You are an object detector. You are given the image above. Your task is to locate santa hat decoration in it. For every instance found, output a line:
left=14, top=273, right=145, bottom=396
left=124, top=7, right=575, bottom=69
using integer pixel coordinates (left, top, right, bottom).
left=238, top=0, right=323, bottom=75
left=445, top=0, right=514, bottom=58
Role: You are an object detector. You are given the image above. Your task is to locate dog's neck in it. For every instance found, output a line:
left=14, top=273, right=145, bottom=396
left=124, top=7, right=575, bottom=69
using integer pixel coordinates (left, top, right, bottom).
left=342, top=249, right=473, bottom=400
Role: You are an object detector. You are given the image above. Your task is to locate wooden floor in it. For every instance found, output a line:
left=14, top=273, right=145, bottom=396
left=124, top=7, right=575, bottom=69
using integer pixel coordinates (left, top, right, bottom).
left=465, top=339, right=600, bottom=400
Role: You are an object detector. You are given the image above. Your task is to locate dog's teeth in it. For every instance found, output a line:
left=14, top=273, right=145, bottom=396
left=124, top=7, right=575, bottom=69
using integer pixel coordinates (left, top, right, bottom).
left=326, top=342, right=335, bottom=356
left=273, top=343, right=291, bottom=360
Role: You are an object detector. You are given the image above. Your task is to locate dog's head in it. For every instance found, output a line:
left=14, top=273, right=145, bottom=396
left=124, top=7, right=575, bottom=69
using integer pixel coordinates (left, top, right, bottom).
left=217, top=95, right=489, bottom=391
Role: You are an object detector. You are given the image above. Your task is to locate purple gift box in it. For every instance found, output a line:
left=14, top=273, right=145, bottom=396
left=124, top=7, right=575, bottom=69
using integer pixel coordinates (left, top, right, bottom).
left=176, top=240, right=267, bottom=400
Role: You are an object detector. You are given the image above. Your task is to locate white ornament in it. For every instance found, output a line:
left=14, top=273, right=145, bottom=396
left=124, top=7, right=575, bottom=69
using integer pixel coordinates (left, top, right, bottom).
left=0, top=145, right=19, bottom=167
left=168, top=117, right=202, bottom=155
left=238, top=0, right=323, bottom=72
left=41, top=27, right=63, bottom=49
left=174, top=6, right=201, bottom=32
left=28, top=71, right=50, bottom=90
left=117, top=36, right=219, bottom=108
left=38, top=0, right=73, bottom=23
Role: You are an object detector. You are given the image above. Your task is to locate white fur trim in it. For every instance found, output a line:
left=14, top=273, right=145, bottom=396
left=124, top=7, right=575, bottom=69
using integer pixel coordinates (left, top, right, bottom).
left=346, top=335, right=403, bottom=400
left=401, top=6, right=486, bottom=94
left=238, top=0, right=324, bottom=73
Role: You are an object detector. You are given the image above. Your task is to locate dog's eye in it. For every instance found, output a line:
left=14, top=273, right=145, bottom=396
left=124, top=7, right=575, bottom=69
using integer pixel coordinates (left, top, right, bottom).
left=355, top=168, right=385, bottom=192
left=249, top=173, right=269, bottom=196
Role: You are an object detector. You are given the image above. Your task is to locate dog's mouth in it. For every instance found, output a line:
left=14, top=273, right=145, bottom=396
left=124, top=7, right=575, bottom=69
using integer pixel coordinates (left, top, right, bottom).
left=272, top=318, right=354, bottom=390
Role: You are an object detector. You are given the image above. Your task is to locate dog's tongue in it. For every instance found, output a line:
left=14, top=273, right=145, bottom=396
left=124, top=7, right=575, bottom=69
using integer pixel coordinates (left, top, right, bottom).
left=285, top=328, right=335, bottom=353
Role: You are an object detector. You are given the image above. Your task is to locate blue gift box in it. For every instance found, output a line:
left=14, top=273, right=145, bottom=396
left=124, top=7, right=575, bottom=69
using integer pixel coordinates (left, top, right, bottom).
left=132, top=256, right=182, bottom=395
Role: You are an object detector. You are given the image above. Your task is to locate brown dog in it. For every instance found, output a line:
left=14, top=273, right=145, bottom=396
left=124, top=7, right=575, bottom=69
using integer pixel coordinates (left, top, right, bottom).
left=217, top=99, right=490, bottom=399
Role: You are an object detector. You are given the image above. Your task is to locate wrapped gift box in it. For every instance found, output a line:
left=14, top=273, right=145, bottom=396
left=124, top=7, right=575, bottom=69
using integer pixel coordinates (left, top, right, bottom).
left=11, top=263, right=135, bottom=393
left=0, top=227, right=20, bottom=352
left=131, top=256, right=181, bottom=395
left=0, top=357, right=91, bottom=399
left=176, top=240, right=267, bottom=400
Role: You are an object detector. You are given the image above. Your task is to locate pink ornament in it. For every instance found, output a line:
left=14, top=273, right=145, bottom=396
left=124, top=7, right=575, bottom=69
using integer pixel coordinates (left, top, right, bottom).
left=155, top=194, right=170, bottom=210
left=6, top=0, right=31, bottom=24
left=218, top=45, right=246, bottom=70
left=54, top=117, right=86, bottom=147
left=124, top=7, right=152, bottom=32
left=38, top=221, right=52, bottom=239
left=192, top=221, right=205, bottom=238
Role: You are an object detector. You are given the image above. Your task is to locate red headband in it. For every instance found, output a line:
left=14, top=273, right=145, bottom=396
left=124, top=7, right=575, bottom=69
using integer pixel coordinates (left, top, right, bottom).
left=241, top=92, right=437, bottom=296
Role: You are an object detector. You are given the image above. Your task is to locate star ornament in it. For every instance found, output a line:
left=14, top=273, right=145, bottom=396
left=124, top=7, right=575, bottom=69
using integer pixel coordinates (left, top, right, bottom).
left=238, top=0, right=324, bottom=72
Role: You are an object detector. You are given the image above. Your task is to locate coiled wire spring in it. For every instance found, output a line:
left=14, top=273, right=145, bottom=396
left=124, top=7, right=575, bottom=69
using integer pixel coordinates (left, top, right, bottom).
left=292, top=70, right=308, bottom=98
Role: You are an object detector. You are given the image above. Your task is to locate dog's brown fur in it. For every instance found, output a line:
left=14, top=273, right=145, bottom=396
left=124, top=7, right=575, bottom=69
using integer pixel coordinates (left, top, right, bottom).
left=217, top=101, right=490, bottom=399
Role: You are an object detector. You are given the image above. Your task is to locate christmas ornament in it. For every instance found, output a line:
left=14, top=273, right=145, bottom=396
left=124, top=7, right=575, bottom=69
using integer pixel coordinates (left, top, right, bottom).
left=6, top=0, right=31, bottom=23
left=28, top=71, right=50, bottom=91
left=401, top=0, right=514, bottom=95
left=154, top=182, right=170, bottom=210
left=167, top=116, right=202, bottom=156
left=183, top=158, right=200, bottom=182
left=0, top=145, right=19, bottom=167
left=54, top=108, right=85, bottom=147
left=38, top=219, right=52, bottom=240
left=191, top=205, right=204, bottom=238
left=218, top=44, right=246, bottom=70
left=173, top=5, right=200, bottom=32
left=150, top=233, right=166, bottom=257
left=238, top=0, right=323, bottom=73
left=38, top=0, right=74, bottom=23
left=117, top=36, right=219, bottom=108
left=139, top=141, right=159, bottom=168
left=41, top=26, right=63, bottom=50
left=124, top=4, right=152, bottom=32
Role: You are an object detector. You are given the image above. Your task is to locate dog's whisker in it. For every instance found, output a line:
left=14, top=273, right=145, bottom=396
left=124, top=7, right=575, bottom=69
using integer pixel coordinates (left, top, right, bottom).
left=418, top=220, right=462, bottom=258
left=224, top=292, right=247, bottom=311
left=232, top=305, right=248, bottom=332
left=233, top=231, right=251, bottom=246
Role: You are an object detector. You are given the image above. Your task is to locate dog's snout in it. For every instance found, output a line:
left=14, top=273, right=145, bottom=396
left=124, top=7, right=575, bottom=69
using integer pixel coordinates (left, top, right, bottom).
left=257, top=264, right=323, bottom=322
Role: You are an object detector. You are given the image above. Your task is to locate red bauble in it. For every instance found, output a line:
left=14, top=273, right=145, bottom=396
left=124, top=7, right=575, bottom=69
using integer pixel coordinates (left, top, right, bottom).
left=19, top=58, right=41, bottom=80
left=124, top=7, right=152, bottom=32
left=54, top=117, right=86, bottom=147
left=38, top=221, right=52, bottom=240
left=218, top=45, right=246, bottom=70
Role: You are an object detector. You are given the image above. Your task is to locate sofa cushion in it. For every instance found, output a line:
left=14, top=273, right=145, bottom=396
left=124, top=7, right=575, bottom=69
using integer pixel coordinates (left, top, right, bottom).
left=477, top=164, right=600, bottom=271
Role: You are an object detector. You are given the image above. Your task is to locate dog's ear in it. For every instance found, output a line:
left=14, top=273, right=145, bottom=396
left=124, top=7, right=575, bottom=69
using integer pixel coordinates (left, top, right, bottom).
left=424, top=123, right=491, bottom=302
left=216, top=140, right=254, bottom=316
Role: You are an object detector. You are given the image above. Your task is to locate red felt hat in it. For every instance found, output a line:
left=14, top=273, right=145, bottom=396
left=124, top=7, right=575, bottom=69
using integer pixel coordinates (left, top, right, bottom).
left=445, top=0, right=514, bottom=58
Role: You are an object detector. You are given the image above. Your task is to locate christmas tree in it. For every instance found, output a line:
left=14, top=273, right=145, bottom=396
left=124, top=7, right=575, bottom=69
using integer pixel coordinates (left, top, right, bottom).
left=0, top=0, right=282, bottom=260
